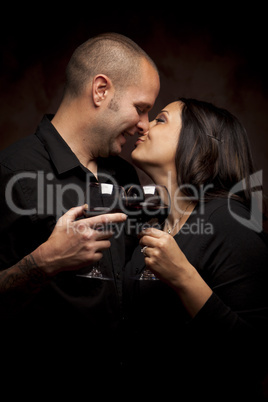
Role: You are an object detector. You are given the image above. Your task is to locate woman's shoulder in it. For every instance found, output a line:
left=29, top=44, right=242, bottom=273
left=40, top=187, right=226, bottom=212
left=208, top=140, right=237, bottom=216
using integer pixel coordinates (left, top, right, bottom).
left=198, top=197, right=267, bottom=246
left=199, top=197, right=247, bottom=217
left=200, top=197, right=258, bottom=225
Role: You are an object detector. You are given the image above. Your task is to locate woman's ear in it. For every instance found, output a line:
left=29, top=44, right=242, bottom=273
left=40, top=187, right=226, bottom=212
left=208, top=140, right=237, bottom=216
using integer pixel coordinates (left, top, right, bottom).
left=92, top=74, right=113, bottom=107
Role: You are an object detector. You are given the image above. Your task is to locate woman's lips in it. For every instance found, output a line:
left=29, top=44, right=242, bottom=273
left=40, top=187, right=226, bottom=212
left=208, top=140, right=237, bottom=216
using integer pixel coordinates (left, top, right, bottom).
left=135, top=137, right=146, bottom=146
left=135, top=131, right=148, bottom=146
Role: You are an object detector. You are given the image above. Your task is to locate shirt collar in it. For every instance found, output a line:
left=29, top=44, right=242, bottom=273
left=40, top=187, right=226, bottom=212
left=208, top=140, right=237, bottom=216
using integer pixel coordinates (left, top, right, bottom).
left=35, top=115, right=116, bottom=180
left=35, top=115, right=83, bottom=175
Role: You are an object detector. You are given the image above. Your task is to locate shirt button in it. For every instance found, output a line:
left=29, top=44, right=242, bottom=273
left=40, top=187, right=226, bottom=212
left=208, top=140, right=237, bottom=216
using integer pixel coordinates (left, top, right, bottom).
left=116, top=272, right=121, bottom=280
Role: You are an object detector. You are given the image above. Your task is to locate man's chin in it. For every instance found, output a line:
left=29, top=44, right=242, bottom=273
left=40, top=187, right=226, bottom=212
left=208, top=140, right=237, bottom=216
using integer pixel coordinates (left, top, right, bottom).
left=99, top=145, right=121, bottom=158
left=110, top=143, right=124, bottom=156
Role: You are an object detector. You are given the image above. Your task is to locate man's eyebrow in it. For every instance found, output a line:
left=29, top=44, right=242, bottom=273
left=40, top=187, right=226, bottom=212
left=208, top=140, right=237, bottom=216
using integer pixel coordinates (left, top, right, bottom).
left=137, top=102, right=153, bottom=110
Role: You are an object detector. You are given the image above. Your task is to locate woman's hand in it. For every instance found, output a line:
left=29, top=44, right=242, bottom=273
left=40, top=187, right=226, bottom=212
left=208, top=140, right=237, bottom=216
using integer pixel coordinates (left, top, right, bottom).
left=139, top=227, right=191, bottom=287
left=139, top=227, right=212, bottom=317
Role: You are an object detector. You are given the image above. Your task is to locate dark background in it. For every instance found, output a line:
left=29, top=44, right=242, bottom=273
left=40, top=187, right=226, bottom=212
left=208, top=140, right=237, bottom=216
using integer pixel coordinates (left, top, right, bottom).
left=0, top=6, right=268, bottom=396
left=0, top=7, right=267, bottom=194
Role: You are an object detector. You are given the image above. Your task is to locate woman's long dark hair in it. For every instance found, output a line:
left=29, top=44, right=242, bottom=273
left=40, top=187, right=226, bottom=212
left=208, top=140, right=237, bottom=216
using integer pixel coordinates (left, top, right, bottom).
left=176, top=98, right=258, bottom=206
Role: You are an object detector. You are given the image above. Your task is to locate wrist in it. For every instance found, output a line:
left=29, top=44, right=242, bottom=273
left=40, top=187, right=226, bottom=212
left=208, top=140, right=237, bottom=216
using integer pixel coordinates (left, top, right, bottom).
left=171, top=262, right=213, bottom=317
left=31, top=242, right=57, bottom=278
left=169, top=261, right=196, bottom=291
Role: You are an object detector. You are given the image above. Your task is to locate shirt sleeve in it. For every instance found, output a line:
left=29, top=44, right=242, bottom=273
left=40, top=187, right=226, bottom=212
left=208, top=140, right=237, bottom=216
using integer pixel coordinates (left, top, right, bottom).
left=188, top=202, right=268, bottom=336
left=0, top=164, right=55, bottom=269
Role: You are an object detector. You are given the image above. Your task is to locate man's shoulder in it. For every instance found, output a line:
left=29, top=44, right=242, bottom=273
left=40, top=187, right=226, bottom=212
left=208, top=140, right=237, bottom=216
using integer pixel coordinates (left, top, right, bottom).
left=0, top=134, right=47, bottom=172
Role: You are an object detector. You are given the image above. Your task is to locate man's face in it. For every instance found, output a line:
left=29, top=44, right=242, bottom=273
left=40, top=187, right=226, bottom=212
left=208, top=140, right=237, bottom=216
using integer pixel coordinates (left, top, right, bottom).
left=98, top=59, right=160, bottom=157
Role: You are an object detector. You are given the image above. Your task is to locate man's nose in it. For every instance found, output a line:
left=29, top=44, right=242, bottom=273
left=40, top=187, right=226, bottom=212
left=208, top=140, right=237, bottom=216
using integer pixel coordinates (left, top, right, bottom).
left=137, top=114, right=149, bottom=133
left=149, top=119, right=154, bottom=129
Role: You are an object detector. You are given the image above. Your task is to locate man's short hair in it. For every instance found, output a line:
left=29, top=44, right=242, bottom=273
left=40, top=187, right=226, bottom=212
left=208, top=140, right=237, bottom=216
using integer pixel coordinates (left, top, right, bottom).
left=65, top=32, right=158, bottom=97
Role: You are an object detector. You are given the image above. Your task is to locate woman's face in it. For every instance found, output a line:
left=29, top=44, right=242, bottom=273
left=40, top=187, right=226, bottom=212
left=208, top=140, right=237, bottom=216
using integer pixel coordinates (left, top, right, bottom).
left=131, top=101, right=183, bottom=174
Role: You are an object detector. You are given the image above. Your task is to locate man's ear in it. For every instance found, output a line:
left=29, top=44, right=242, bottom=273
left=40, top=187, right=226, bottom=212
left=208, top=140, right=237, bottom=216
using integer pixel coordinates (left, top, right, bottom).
left=92, top=74, right=113, bottom=107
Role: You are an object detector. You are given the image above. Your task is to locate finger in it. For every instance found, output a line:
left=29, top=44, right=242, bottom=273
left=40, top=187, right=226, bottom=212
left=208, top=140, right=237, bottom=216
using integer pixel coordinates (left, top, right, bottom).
left=94, top=239, right=112, bottom=250
left=94, top=229, right=115, bottom=240
left=74, top=219, right=120, bottom=240
left=58, top=204, right=89, bottom=225
left=138, top=227, right=164, bottom=239
left=139, top=235, right=160, bottom=249
left=92, top=251, right=104, bottom=263
left=141, top=245, right=151, bottom=258
left=85, top=213, right=127, bottom=227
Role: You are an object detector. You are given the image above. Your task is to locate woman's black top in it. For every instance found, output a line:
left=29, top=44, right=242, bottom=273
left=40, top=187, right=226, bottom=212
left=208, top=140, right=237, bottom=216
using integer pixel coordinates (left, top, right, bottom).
left=123, top=197, right=268, bottom=401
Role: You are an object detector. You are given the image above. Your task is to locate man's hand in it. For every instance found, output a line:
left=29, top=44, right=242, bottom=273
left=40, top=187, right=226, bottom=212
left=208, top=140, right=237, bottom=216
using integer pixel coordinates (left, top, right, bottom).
left=34, top=204, right=127, bottom=276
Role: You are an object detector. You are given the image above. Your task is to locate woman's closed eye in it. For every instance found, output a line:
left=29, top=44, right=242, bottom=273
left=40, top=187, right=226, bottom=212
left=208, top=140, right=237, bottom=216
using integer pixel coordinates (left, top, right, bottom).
left=154, top=111, right=168, bottom=124
left=155, top=118, right=165, bottom=123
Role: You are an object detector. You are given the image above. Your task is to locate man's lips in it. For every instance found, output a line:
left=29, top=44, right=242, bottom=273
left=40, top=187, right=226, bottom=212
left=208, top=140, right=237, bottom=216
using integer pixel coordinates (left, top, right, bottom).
left=119, top=132, right=130, bottom=145
left=121, top=131, right=134, bottom=141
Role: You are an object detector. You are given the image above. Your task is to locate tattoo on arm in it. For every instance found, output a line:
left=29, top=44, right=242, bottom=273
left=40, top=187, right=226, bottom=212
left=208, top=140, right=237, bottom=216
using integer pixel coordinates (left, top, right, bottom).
left=0, top=253, right=49, bottom=313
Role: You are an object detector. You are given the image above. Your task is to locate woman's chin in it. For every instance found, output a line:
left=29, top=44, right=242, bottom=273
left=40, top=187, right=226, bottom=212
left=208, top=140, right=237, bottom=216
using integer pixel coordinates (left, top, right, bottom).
left=132, top=154, right=150, bottom=176
left=131, top=149, right=142, bottom=166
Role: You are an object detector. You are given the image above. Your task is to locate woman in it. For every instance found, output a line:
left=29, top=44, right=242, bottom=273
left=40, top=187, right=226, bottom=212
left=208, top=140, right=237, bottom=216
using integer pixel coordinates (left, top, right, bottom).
left=123, top=99, right=268, bottom=401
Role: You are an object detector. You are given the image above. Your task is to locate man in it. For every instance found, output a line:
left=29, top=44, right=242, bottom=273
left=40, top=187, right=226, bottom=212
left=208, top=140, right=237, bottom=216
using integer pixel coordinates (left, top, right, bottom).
left=0, top=33, right=160, bottom=395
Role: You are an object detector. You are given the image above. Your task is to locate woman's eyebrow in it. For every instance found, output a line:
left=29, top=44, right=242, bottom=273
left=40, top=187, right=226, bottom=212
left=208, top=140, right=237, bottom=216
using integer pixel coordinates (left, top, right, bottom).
left=160, top=110, right=169, bottom=114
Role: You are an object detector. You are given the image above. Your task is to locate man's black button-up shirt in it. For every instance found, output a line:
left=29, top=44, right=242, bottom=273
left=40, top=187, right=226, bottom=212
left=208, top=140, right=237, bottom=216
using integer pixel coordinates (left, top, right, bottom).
left=0, top=115, right=140, bottom=375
